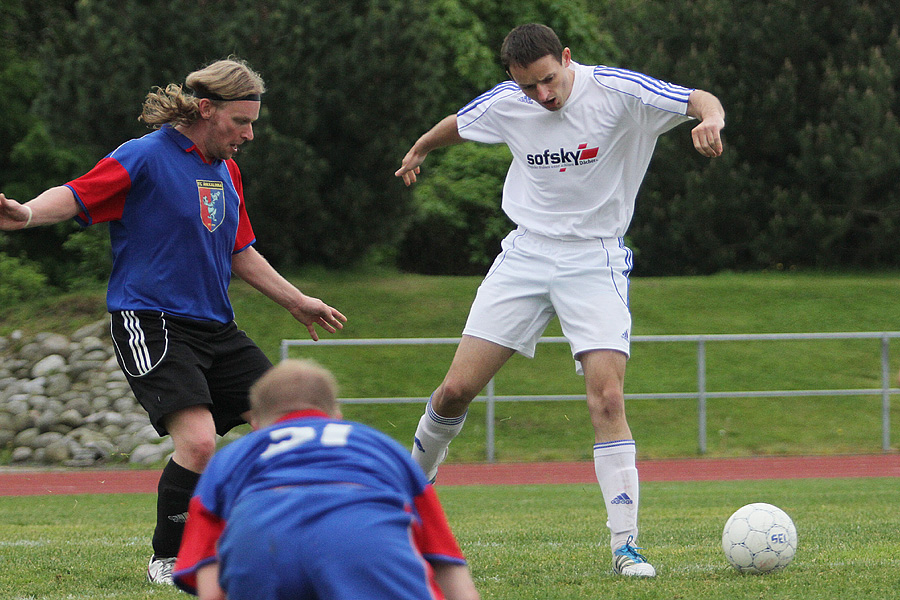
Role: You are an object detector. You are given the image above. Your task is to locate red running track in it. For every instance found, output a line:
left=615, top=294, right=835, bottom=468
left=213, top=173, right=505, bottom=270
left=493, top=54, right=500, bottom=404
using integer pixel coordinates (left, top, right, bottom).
left=1, top=454, right=898, bottom=497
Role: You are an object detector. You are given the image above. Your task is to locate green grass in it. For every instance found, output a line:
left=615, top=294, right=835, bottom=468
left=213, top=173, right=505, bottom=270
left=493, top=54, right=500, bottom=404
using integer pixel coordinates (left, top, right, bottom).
left=0, top=477, right=896, bottom=599
left=440, top=477, right=900, bottom=599
left=3, top=269, right=900, bottom=461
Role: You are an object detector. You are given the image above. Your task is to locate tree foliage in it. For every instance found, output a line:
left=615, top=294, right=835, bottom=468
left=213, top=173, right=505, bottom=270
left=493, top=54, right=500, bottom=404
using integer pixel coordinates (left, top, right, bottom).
left=0, top=252, right=47, bottom=304
left=397, top=144, right=514, bottom=274
left=397, top=0, right=617, bottom=273
left=233, top=0, right=456, bottom=266
left=600, top=0, right=900, bottom=274
left=1, top=0, right=899, bottom=282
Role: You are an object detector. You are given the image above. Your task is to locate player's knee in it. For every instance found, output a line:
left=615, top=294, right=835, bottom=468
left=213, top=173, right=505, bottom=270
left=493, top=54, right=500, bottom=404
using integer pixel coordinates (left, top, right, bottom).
left=586, top=387, right=626, bottom=423
left=433, top=380, right=477, bottom=415
left=173, top=435, right=217, bottom=471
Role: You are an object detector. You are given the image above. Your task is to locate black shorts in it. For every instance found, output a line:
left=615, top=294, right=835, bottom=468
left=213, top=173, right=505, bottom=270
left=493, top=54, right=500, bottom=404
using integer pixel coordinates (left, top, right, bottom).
left=110, top=310, right=272, bottom=436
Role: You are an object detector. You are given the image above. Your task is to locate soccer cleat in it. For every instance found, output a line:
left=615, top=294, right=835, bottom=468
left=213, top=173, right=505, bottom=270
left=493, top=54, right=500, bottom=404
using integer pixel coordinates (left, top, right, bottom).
left=612, top=536, right=657, bottom=577
left=147, top=555, right=176, bottom=585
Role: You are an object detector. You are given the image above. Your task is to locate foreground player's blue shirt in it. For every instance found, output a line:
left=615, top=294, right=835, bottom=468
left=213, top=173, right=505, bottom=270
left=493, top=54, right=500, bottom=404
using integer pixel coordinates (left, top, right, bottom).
left=66, top=125, right=256, bottom=323
left=172, top=410, right=466, bottom=595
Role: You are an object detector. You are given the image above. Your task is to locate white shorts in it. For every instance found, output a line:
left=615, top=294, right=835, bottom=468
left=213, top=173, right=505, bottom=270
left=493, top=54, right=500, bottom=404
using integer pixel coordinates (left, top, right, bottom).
left=463, top=227, right=633, bottom=374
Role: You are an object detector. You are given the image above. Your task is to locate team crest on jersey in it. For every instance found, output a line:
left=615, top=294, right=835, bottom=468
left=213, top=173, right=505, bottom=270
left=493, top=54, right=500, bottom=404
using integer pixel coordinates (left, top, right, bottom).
left=197, top=180, right=226, bottom=232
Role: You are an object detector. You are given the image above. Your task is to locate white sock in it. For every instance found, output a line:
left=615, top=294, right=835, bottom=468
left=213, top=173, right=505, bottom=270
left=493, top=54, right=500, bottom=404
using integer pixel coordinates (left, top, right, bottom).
left=593, top=439, right=640, bottom=552
left=411, top=400, right=466, bottom=480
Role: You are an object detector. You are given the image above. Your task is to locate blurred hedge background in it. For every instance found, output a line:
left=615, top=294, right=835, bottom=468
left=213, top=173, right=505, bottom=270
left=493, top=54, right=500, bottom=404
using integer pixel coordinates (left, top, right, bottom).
left=2, top=0, right=898, bottom=294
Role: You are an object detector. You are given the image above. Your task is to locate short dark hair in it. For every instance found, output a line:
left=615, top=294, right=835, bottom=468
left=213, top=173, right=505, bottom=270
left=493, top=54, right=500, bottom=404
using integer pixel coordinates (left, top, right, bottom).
left=250, top=359, right=339, bottom=421
left=500, top=24, right=564, bottom=72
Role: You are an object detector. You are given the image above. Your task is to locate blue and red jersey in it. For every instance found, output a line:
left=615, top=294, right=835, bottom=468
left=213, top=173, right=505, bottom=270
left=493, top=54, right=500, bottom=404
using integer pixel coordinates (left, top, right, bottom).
left=66, top=125, right=256, bottom=323
left=172, top=410, right=467, bottom=595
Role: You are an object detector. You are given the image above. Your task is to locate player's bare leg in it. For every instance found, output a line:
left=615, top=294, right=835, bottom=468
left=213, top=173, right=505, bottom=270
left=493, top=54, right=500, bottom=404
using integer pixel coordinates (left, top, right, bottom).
left=412, top=336, right=515, bottom=481
left=581, top=349, right=656, bottom=577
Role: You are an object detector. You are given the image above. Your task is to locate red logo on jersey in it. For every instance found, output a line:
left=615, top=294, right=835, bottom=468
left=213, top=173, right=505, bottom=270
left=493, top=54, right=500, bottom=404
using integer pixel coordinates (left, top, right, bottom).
left=560, top=143, right=599, bottom=172
left=576, top=143, right=599, bottom=160
left=197, top=180, right=225, bottom=232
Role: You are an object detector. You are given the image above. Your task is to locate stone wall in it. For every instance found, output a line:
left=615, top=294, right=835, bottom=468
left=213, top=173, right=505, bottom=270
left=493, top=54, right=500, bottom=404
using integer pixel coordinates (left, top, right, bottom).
left=0, top=319, right=177, bottom=466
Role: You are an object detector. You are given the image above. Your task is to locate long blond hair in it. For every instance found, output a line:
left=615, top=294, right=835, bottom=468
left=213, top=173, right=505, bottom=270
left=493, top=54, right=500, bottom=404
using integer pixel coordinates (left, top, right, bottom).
left=139, top=57, right=265, bottom=128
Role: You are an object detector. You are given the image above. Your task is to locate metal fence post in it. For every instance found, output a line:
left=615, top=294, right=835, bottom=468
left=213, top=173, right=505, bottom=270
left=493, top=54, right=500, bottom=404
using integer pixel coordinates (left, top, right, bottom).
left=698, top=338, right=707, bottom=455
left=486, top=378, right=496, bottom=463
left=882, top=335, right=891, bottom=452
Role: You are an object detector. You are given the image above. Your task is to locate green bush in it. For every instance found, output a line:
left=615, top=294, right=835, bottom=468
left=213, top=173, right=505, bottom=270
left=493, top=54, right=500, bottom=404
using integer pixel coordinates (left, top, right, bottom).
left=397, top=144, right=514, bottom=275
left=0, top=252, right=48, bottom=304
left=4, top=0, right=900, bottom=277
left=601, top=0, right=900, bottom=274
left=61, top=227, right=112, bottom=288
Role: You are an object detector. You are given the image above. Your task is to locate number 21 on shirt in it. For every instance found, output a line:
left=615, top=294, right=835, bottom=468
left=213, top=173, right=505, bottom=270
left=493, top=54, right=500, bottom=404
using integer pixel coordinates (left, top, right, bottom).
left=260, top=423, right=353, bottom=459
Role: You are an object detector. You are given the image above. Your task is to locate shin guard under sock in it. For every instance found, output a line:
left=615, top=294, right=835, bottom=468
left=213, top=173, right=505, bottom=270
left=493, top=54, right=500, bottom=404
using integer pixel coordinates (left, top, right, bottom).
left=593, top=439, right=640, bottom=552
left=411, top=400, right=467, bottom=480
left=152, top=459, right=201, bottom=557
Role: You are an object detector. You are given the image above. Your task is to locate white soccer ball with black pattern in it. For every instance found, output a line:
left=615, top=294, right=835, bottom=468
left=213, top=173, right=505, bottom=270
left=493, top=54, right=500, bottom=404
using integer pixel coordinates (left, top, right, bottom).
left=721, top=502, right=797, bottom=574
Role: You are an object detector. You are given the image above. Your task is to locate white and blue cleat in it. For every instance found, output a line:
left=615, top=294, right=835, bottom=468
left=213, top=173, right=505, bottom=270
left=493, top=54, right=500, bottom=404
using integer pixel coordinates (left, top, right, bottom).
left=612, top=536, right=656, bottom=577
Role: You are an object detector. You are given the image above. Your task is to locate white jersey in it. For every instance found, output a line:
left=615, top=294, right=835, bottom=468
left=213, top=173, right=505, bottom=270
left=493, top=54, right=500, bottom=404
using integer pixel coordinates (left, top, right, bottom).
left=456, top=62, right=694, bottom=240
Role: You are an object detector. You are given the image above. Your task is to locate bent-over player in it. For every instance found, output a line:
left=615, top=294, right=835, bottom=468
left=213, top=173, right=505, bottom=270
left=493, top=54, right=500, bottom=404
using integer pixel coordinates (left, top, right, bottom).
left=173, top=359, right=480, bottom=600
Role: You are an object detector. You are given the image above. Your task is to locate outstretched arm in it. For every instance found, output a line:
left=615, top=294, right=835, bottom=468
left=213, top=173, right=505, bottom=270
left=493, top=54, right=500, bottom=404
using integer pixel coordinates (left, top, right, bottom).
left=231, top=246, right=346, bottom=341
left=687, top=89, right=726, bottom=158
left=394, top=114, right=465, bottom=186
left=0, top=187, right=81, bottom=230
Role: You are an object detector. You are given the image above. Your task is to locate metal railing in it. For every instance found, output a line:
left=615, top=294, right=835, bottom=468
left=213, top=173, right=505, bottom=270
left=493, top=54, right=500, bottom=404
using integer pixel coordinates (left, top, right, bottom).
left=281, top=332, right=900, bottom=460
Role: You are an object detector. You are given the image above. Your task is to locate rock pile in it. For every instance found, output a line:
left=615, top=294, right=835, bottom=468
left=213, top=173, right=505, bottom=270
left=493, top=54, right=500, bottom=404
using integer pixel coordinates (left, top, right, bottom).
left=0, top=319, right=181, bottom=467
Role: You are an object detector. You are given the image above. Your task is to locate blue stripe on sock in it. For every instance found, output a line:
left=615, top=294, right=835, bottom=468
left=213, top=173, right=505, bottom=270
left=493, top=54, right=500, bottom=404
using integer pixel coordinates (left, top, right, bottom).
left=427, top=402, right=466, bottom=426
left=593, top=439, right=636, bottom=451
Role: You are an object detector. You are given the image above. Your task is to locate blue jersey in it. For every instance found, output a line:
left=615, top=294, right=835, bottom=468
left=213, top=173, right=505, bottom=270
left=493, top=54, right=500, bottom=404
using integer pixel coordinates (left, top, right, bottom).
left=173, top=410, right=466, bottom=598
left=196, top=411, right=437, bottom=511
left=66, top=125, right=256, bottom=323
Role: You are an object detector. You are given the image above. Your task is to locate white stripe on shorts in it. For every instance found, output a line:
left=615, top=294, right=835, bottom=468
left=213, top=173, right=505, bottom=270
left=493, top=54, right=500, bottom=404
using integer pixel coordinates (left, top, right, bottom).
left=112, top=311, right=168, bottom=377
left=123, top=310, right=152, bottom=374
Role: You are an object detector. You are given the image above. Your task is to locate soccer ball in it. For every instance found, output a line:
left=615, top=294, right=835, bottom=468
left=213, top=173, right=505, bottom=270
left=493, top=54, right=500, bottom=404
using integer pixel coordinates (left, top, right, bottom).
left=721, top=502, right=797, bottom=574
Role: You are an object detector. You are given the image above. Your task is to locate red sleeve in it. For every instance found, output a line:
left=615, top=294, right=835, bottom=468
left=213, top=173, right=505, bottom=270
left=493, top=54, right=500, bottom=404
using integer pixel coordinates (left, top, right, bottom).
left=172, top=496, right=226, bottom=595
left=226, top=159, right=256, bottom=252
left=66, top=157, right=131, bottom=225
left=411, top=484, right=466, bottom=565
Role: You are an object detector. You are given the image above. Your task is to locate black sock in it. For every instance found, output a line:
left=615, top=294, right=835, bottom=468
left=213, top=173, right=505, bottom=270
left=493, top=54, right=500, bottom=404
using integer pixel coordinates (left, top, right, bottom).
left=152, top=459, right=201, bottom=558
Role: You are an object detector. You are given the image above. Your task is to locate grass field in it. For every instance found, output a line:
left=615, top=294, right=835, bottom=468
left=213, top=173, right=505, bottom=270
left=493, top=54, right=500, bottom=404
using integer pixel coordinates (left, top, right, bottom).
left=1, top=477, right=896, bottom=599
left=242, top=270, right=900, bottom=461
left=2, top=269, right=899, bottom=462
left=2, top=270, right=898, bottom=598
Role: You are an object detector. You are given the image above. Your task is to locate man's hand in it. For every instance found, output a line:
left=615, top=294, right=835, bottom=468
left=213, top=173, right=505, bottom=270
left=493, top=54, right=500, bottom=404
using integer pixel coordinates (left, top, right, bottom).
left=691, top=117, right=725, bottom=157
left=394, top=149, right=425, bottom=187
left=0, top=193, right=33, bottom=230
left=394, top=114, right=464, bottom=187
left=687, top=89, right=726, bottom=158
left=287, top=295, right=347, bottom=342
